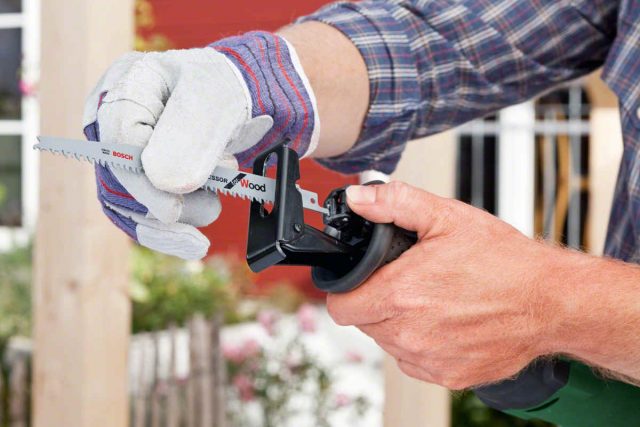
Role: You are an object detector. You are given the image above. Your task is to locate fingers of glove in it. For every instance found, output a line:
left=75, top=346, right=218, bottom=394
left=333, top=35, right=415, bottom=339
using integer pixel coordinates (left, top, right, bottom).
left=98, top=146, right=220, bottom=226
left=98, top=101, right=186, bottom=224
left=95, top=164, right=148, bottom=215
left=142, top=52, right=251, bottom=194
left=179, top=190, right=221, bottom=227
left=99, top=56, right=169, bottom=122
left=105, top=202, right=210, bottom=260
left=97, top=99, right=157, bottom=147
left=100, top=202, right=139, bottom=241
left=136, top=222, right=209, bottom=260
left=83, top=51, right=144, bottom=128
left=111, top=167, right=184, bottom=224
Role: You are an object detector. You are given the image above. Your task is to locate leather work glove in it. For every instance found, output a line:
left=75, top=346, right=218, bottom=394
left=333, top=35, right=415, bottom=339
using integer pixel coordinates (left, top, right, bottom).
left=83, top=32, right=319, bottom=259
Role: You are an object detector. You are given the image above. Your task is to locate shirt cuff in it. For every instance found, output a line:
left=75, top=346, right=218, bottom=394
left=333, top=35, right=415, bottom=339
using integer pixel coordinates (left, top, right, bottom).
left=298, top=1, right=421, bottom=174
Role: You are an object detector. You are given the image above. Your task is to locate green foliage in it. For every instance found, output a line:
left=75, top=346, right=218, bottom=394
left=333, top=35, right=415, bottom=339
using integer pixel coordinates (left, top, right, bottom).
left=452, top=391, right=554, bottom=427
left=0, top=183, right=6, bottom=207
left=0, top=242, right=32, bottom=427
left=0, top=243, right=32, bottom=348
left=130, top=247, right=243, bottom=332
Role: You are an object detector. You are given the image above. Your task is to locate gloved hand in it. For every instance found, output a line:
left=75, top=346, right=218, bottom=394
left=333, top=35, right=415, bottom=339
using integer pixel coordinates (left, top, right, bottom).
left=83, top=32, right=319, bottom=259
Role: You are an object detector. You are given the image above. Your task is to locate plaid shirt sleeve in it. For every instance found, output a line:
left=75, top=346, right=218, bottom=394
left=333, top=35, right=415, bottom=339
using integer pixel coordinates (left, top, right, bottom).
left=299, top=0, right=615, bottom=174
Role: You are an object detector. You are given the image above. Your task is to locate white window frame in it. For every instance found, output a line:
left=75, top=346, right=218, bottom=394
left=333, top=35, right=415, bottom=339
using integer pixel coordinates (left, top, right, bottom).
left=0, top=0, right=40, bottom=251
left=455, top=83, right=591, bottom=240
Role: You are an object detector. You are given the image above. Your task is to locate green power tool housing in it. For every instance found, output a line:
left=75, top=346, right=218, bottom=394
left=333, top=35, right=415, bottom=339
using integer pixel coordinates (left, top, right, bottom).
left=246, top=144, right=640, bottom=426
left=476, top=358, right=640, bottom=426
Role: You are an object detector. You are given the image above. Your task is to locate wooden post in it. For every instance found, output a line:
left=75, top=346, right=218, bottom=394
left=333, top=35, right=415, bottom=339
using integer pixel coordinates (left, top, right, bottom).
left=9, top=357, right=28, bottom=427
left=210, top=312, right=227, bottom=427
left=188, top=315, right=214, bottom=427
left=385, top=132, right=456, bottom=427
left=132, top=339, right=148, bottom=427
left=150, top=333, right=162, bottom=427
left=167, top=325, right=180, bottom=427
left=584, top=73, right=623, bottom=256
left=33, top=0, right=134, bottom=426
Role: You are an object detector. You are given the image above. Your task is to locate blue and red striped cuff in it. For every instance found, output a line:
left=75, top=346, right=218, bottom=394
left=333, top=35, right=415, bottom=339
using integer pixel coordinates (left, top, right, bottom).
left=212, top=32, right=319, bottom=168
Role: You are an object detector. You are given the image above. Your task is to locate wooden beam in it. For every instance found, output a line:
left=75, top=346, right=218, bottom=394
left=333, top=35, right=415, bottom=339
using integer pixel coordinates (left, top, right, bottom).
left=33, top=1, right=134, bottom=426
left=385, top=132, right=456, bottom=427
left=587, top=107, right=623, bottom=255
left=583, top=72, right=623, bottom=256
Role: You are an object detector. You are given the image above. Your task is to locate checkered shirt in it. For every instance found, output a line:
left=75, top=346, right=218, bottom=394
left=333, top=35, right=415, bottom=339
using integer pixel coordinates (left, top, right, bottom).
left=300, top=0, right=640, bottom=263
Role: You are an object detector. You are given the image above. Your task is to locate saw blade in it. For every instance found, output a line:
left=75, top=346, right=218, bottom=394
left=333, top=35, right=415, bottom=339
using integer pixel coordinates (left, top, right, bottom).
left=35, top=136, right=328, bottom=215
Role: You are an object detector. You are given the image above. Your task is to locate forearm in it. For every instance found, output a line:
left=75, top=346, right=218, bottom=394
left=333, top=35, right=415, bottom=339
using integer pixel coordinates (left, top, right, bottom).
left=278, top=0, right=614, bottom=174
left=278, top=22, right=368, bottom=159
left=544, top=248, right=640, bottom=383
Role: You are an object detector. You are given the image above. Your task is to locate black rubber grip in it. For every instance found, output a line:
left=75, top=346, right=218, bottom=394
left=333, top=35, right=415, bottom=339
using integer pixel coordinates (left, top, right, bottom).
left=382, top=226, right=417, bottom=268
left=474, top=358, right=569, bottom=411
left=311, top=181, right=418, bottom=293
left=311, top=222, right=417, bottom=293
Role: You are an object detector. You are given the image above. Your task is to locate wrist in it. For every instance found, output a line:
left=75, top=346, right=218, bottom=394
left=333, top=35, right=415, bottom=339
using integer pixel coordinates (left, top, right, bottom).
left=278, top=22, right=368, bottom=159
left=211, top=31, right=318, bottom=166
left=519, top=242, right=576, bottom=359
left=539, top=248, right=640, bottom=372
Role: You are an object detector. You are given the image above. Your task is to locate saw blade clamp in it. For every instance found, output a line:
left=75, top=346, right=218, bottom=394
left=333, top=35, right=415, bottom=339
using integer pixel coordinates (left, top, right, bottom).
left=246, top=143, right=417, bottom=293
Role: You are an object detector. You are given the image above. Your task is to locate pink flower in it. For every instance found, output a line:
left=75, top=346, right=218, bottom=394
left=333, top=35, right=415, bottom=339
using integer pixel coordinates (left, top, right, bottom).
left=241, top=338, right=261, bottom=358
left=222, top=343, right=243, bottom=363
left=296, top=303, right=317, bottom=333
left=19, top=79, right=36, bottom=97
left=257, top=310, right=279, bottom=336
left=334, top=393, right=352, bottom=408
left=222, top=339, right=261, bottom=364
left=345, top=351, right=364, bottom=363
left=232, top=374, right=255, bottom=402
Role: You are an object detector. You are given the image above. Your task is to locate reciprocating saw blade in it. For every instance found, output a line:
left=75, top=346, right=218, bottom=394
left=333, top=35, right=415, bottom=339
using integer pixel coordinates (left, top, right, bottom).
left=34, top=136, right=329, bottom=215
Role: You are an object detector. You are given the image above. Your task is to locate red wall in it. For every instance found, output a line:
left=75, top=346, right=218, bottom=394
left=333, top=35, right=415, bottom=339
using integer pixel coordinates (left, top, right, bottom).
left=145, top=0, right=358, bottom=297
left=142, top=0, right=333, bottom=49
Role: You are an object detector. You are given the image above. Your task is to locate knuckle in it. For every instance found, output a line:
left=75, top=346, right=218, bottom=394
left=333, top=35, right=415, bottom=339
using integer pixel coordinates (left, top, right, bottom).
left=387, top=288, right=406, bottom=311
left=385, top=181, right=410, bottom=206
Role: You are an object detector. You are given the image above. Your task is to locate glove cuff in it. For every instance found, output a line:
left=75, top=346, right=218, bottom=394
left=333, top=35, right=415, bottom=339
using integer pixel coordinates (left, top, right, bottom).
left=211, top=32, right=319, bottom=167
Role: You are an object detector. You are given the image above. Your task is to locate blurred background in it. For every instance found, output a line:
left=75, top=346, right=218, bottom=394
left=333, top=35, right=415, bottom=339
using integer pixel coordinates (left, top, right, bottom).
left=0, top=0, right=623, bottom=426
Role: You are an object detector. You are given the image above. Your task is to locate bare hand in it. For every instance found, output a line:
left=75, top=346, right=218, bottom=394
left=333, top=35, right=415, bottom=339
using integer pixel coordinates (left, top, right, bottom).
left=327, top=182, right=564, bottom=390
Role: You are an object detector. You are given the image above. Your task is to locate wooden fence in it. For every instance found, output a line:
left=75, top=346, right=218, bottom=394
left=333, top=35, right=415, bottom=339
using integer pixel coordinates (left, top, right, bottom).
left=130, top=313, right=227, bottom=427
left=0, top=339, right=30, bottom=427
left=0, top=313, right=227, bottom=427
